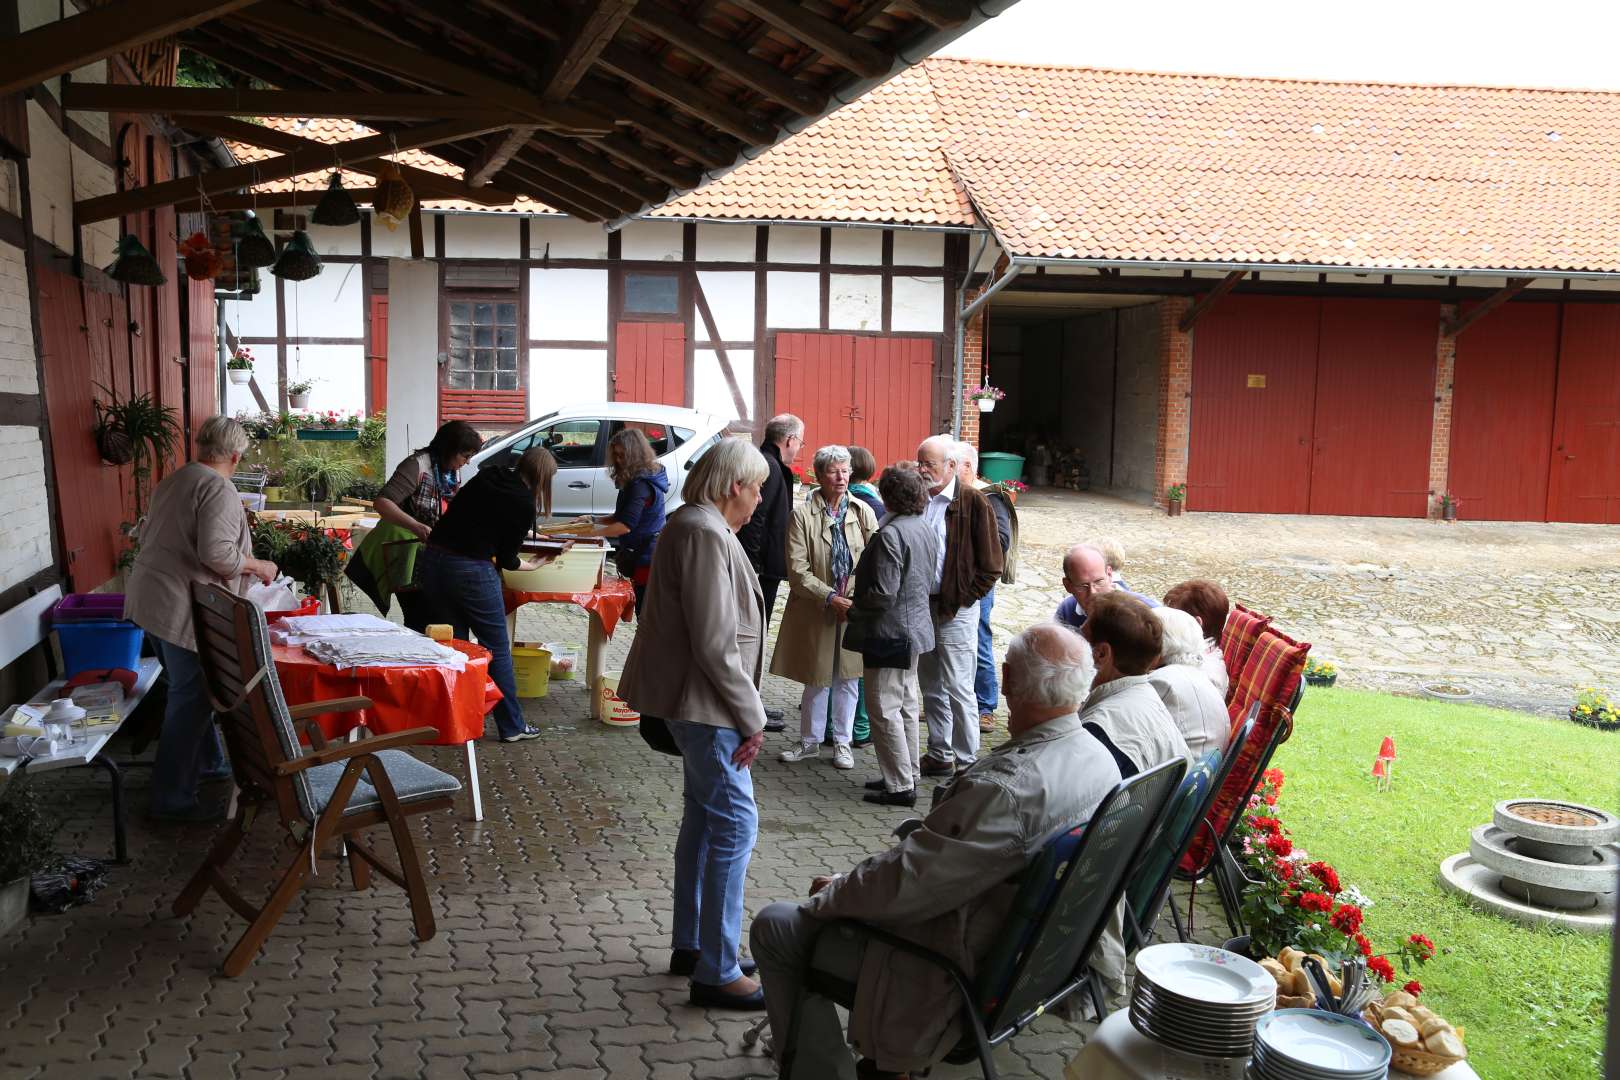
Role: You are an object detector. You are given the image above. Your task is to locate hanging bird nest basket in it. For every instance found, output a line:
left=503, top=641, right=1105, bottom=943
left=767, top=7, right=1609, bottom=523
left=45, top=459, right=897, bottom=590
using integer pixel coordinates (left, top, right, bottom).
left=311, top=171, right=361, bottom=227
left=236, top=214, right=277, bottom=268
left=178, top=230, right=221, bottom=281
left=373, top=162, right=414, bottom=231
left=105, top=234, right=167, bottom=286
left=271, top=229, right=323, bottom=281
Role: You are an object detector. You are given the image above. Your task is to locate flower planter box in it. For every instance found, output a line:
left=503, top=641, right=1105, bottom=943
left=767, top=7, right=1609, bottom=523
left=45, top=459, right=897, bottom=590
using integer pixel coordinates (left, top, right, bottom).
left=1568, top=708, right=1620, bottom=732
left=297, top=428, right=359, bottom=441
left=1305, top=673, right=1337, bottom=688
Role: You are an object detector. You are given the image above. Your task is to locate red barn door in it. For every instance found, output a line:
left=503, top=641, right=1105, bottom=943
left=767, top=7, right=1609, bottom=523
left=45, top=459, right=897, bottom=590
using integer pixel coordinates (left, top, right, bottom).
left=773, top=333, right=856, bottom=455
left=852, top=336, right=934, bottom=470
left=1449, top=304, right=1557, bottom=521
left=613, top=321, right=685, bottom=406
left=1547, top=305, right=1620, bottom=523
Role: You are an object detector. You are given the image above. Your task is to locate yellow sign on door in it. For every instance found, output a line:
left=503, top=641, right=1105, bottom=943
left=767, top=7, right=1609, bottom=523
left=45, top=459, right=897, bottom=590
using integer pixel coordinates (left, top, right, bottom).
left=1246, top=374, right=1267, bottom=389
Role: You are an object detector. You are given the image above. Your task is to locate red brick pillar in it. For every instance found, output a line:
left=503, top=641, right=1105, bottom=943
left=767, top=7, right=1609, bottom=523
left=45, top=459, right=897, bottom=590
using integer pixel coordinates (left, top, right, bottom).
left=1154, top=297, right=1193, bottom=507
left=959, top=285, right=986, bottom=446
left=1428, top=306, right=1457, bottom=518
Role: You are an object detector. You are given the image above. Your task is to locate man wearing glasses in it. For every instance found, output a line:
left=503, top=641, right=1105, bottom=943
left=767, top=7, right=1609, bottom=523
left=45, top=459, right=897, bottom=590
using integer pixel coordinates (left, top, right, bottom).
left=1054, top=542, right=1160, bottom=632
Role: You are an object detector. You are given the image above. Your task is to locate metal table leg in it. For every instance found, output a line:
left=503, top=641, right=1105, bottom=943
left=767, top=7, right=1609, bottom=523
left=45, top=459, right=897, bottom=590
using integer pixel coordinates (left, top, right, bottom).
left=464, top=740, right=483, bottom=821
left=91, top=756, right=128, bottom=864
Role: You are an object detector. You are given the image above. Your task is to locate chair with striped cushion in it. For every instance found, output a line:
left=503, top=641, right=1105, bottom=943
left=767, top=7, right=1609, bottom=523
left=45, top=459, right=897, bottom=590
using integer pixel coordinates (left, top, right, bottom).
left=1220, top=603, right=1271, bottom=691
left=1227, top=626, right=1310, bottom=735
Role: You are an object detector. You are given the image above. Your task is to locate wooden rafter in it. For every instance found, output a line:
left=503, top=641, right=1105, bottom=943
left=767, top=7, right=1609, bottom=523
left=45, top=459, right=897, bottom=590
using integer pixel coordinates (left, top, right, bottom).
left=726, top=0, right=893, bottom=80
left=463, top=128, right=539, bottom=188
left=0, top=0, right=262, bottom=97
left=599, top=41, right=775, bottom=145
left=63, top=83, right=506, bottom=121
left=627, top=3, right=828, bottom=116
left=1178, top=270, right=1247, bottom=333
left=581, top=78, right=736, bottom=169
left=527, top=131, right=665, bottom=204
left=1441, top=277, right=1535, bottom=337
left=593, top=132, right=703, bottom=193
left=542, top=0, right=636, bottom=100
left=499, top=158, right=629, bottom=221
left=75, top=118, right=504, bottom=224
left=887, top=0, right=974, bottom=29
left=176, top=187, right=381, bottom=212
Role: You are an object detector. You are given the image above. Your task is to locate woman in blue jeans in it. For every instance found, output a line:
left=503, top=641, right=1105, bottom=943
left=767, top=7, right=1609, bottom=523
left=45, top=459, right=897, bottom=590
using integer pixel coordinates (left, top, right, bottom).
left=419, top=447, right=556, bottom=742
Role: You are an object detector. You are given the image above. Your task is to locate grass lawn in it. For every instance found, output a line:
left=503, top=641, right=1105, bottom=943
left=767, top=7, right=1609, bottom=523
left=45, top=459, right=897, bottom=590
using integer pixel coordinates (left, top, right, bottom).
left=1270, top=688, right=1614, bottom=1080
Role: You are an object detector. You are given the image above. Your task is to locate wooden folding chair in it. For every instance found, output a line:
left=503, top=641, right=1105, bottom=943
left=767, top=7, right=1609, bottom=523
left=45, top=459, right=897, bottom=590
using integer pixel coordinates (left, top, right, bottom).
left=175, top=583, right=461, bottom=976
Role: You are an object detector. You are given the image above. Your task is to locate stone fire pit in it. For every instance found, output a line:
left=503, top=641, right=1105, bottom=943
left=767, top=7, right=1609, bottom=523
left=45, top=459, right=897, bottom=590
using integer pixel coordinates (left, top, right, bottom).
left=1439, top=799, right=1619, bottom=933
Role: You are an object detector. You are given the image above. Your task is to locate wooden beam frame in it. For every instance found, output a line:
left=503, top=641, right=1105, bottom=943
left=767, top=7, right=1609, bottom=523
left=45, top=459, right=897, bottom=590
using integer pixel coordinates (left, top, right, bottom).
left=463, top=128, right=538, bottom=188
left=887, top=0, right=974, bottom=29
left=502, top=154, right=639, bottom=219
left=527, top=131, right=666, bottom=204
left=628, top=2, right=828, bottom=116
left=62, top=83, right=506, bottom=121
left=726, top=0, right=893, bottom=79
left=1441, top=277, right=1535, bottom=337
left=580, top=79, right=736, bottom=170
left=0, top=0, right=262, bottom=97
left=598, top=42, right=776, bottom=145
left=1178, top=269, right=1246, bottom=333
left=75, top=118, right=504, bottom=224
left=593, top=132, right=703, bottom=193
left=542, top=0, right=635, bottom=99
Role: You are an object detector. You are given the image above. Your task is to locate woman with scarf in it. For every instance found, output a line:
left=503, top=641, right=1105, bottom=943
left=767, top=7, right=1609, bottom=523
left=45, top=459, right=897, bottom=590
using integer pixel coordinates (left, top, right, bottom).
left=347, top=420, right=483, bottom=630
left=574, top=427, right=669, bottom=615
left=770, top=445, right=877, bottom=770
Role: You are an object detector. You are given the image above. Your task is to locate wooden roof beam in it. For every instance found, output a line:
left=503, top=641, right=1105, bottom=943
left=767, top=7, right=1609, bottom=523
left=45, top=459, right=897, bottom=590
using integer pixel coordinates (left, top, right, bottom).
left=463, top=128, right=539, bottom=188
left=599, top=41, right=775, bottom=145
left=627, top=2, right=828, bottom=116
left=75, top=118, right=505, bottom=224
left=0, top=0, right=262, bottom=97
left=594, top=132, right=703, bottom=193
left=1178, top=270, right=1246, bottom=333
left=1441, top=277, right=1535, bottom=338
left=527, top=131, right=667, bottom=204
left=581, top=79, right=736, bottom=170
left=542, top=0, right=636, bottom=100
left=887, top=0, right=974, bottom=29
left=726, top=0, right=893, bottom=79
left=64, top=83, right=507, bottom=121
left=499, top=158, right=632, bottom=221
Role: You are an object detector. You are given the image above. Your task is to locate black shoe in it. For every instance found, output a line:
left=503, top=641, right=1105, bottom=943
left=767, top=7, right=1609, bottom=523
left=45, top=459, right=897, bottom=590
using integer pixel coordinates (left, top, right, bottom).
left=689, top=980, right=766, bottom=1011
left=863, top=788, right=917, bottom=807
left=851, top=735, right=873, bottom=749
left=763, top=708, right=786, bottom=733
left=500, top=725, right=543, bottom=743
left=669, top=949, right=756, bottom=977
left=864, top=778, right=888, bottom=791
left=919, top=756, right=954, bottom=777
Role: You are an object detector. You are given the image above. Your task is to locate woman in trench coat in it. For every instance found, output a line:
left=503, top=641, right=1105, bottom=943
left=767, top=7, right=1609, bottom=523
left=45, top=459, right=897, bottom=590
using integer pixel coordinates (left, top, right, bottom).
left=770, top=444, right=877, bottom=770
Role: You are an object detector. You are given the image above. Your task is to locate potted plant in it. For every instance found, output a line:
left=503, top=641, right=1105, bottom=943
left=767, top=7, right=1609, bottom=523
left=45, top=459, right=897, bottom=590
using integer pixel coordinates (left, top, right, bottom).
left=1166, top=482, right=1187, bottom=516
left=93, top=385, right=181, bottom=564
left=283, top=445, right=361, bottom=506
left=280, top=526, right=350, bottom=599
left=965, top=384, right=1006, bottom=413
left=1437, top=492, right=1458, bottom=522
left=286, top=378, right=314, bottom=409
left=1304, top=657, right=1338, bottom=687
left=297, top=410, right=363, bottom=441
left=0, top=782, right=58, bottom=934
left=991, top=478, right=1028, bottom=504
left=226, top=347, right=255, bottom=385
left=1569, top=687, right=1620, bottom=732
left=263, top=466, right=286, bottom=504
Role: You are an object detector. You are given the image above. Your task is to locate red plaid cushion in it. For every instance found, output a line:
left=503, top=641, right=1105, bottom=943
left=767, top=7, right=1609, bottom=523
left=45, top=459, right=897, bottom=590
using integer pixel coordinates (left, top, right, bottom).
left=1179, top=704, right=1294, bottom=876
left=1227, top=627, right=1310, bottom=734
left=1220, top=604, right=1270, bottom=688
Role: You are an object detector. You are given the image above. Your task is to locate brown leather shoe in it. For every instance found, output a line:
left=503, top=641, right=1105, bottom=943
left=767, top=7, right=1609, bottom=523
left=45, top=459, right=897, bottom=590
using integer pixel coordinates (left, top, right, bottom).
left=919, top=755, right=954, bottom=777
left=978, top=712, right=996, bottom=733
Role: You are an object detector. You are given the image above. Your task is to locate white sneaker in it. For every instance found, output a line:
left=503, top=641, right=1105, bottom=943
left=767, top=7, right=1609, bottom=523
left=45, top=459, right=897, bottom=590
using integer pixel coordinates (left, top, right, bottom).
left=832, top=744, right=855, bottom=770
left=779, top=742, right=820, bottom=763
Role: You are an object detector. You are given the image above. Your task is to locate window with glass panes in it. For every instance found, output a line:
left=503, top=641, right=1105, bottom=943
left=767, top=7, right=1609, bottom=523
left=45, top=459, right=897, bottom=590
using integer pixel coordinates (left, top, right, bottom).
left=446, top=297, right=521, bottom=390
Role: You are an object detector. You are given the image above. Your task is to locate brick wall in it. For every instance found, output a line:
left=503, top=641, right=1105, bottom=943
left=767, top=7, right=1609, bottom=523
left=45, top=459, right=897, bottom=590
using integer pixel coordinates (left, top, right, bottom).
left=1153, top=297, right=1193, bottom=507
left=1427, top=305, right=1457, bottom=518
left=959, top=285, right=985, bottom=445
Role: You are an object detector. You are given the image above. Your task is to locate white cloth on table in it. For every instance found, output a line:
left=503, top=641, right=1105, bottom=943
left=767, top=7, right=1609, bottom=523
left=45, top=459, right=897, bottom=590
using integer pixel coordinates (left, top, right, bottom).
left=271, top=612, right=417, bottom=646
left=302, top=635, right=466, bottom=671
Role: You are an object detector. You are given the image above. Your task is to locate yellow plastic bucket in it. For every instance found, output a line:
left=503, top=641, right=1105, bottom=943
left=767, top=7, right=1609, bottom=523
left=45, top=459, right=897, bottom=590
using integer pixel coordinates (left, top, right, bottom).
left=596, top=673, right=640, bottom=727
left=511, top=643, right=552, bottom=698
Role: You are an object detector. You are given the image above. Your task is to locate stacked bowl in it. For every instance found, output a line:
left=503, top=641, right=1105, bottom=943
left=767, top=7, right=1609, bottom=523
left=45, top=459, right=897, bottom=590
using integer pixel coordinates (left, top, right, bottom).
left=1129, top=943, right=1276, bottom=1059
left=1250, top=1009, right=1392, bottom=1079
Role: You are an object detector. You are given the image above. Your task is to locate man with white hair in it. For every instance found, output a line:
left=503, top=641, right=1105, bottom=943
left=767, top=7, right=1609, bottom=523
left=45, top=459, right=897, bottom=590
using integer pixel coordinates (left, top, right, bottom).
left=914, top=434, right=1003, bottom=779
left=749, top=622, right=1122, bottom=1079
left=955, top=440, right=1014, bottom=735
left=1146, top=606, right=1232, bottom=758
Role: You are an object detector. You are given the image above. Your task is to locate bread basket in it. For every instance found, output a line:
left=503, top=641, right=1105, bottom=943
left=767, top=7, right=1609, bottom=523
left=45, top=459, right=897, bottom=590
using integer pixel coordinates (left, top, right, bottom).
left=1361, top=1009, right=1465, bottom=1076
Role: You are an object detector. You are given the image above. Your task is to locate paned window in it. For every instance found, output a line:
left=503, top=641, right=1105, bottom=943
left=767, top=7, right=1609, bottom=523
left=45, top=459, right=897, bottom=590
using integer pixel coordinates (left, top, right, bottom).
left=446, top=298, right=520, bottom=390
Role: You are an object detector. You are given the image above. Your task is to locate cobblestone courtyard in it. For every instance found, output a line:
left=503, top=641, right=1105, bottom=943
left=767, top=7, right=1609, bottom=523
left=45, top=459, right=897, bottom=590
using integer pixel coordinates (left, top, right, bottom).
left=1, top=493, right=1613, bottom=1078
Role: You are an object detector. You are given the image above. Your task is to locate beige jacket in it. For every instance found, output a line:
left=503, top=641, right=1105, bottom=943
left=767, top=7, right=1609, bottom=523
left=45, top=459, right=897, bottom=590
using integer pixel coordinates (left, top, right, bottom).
left=805, top=712, right=1123, bottom=1071
left=768, top=490, right=876, bottom=686
left=124, top=463, right=252, bottom=651
left=619, top=502, right=767, bottom=737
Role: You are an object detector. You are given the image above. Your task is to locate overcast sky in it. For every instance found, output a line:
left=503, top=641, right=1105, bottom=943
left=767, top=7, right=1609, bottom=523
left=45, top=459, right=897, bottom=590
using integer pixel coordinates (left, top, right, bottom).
left=943, top=0, right=1620, bottom=91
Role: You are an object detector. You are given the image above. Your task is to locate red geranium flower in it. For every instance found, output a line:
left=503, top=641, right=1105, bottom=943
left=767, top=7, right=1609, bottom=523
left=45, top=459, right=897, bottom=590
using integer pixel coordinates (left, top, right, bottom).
left=1264, top=792, right=1279, bottom=806
left=1307, top=861, right=1341, bottom=893
left=1296, top=891, right=1333, bottom=914
left=1329, top=903, right=1363, bottom=935
left=1263, top=767, right=1285, bottom=789
left=1264, top=833, right=1293, bottom=858
left=1250, top=815, right=1283, bottom=835
left=1368, top=955, right=1396, bottom=983
left=1408, top=933, right=1436, bottom=961
left=1403, top=980, right=1423, bottom=997
left=1354, top=933, right=1373, bottom=957
left=1274, top=859, right=1297, bottom=881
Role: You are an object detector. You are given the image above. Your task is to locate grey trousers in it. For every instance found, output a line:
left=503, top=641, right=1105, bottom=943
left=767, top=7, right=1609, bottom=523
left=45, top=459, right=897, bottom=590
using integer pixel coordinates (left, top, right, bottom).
left=919, top=603, right=980, bottom=767
left=750, top=901, right=868, bottom=1080
left=1090, top=900, right=1130, bottom=1013
left=865, top=662, right=921, bottom=792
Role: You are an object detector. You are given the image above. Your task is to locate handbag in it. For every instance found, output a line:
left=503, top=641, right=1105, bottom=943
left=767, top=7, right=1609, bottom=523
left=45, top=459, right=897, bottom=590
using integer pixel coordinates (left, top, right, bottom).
left=860, top=635, right=913, bottom=670
left=639, top=714, right=681, bottom=756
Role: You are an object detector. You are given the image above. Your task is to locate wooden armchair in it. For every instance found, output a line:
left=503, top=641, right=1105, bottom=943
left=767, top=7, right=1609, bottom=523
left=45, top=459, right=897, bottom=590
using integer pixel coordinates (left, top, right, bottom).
left=176, top=583, right=461, bottom=976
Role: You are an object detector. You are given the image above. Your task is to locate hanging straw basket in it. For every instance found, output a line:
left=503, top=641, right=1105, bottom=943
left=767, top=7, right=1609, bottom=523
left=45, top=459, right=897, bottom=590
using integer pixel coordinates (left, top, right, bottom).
left=236, top=215, right=277, bottom=268
left=271, top=230, right=323, bottom=281
left=373, top=162, right=414, bottom=231
left=310, top=171, right=361, bottom=227
left=105, top=234, right=167, bottom=286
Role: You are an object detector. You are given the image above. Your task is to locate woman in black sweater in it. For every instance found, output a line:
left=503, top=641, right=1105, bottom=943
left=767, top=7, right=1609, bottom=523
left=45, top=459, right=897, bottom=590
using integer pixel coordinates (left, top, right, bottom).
left=419, top=447, right=556, bottom=742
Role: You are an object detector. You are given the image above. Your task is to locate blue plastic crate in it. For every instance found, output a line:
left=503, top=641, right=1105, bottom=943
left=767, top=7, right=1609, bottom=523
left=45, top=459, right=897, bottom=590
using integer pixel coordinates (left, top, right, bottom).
left=54, top=620, right=144, bottom=678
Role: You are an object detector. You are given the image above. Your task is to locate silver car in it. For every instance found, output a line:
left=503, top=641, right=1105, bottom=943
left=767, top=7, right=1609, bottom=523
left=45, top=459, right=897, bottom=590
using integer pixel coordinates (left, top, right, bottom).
left=464, top=402, right=730, bottom=519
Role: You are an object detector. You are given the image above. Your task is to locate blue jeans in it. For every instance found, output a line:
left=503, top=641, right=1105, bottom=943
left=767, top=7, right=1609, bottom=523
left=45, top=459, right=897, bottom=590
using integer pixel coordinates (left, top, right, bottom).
left=974, top=587, right=998, bottom=716
left=668, top=718, right=758, bottom=985
left=418, top=549, right=526, bottom=739
left=151, top=636, right=226, bottom=815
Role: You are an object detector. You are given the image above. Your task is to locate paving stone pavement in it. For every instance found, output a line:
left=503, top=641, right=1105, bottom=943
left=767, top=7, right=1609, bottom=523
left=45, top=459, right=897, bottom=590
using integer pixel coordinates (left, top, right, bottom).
left=10, top=489, right=1594, bottom=1079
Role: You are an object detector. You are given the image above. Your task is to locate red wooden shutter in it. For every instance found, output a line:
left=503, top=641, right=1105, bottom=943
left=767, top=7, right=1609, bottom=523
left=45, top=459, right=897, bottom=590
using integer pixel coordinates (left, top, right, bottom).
left=613, top=321, right=686, bottom=406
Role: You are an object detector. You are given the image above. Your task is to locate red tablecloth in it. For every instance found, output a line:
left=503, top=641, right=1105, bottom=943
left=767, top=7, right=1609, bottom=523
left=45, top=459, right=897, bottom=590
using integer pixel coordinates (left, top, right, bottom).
left=272, top=639, right=500, bottom=745
left=502, top=575, right=636, bottom=636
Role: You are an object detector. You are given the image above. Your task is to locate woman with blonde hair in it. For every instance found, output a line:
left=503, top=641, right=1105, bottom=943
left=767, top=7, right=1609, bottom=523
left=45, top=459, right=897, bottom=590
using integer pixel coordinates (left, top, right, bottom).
left=577, top=427, right=669, bottom=614
left=419, top=446, right=557, bottom=742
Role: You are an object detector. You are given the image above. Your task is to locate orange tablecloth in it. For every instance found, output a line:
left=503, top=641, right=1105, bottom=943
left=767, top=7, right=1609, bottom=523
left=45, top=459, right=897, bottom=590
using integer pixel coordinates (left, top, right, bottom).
left=502, top=575, right=636, bottom=636
left=272, top=639, right=500, bottom=745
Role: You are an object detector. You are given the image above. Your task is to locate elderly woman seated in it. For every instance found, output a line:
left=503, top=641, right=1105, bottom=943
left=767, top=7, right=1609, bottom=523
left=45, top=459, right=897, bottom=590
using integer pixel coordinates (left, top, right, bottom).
left=1146, top=606, right=1232, bottom=758
left=1163, top=578, right=1231, bottom=697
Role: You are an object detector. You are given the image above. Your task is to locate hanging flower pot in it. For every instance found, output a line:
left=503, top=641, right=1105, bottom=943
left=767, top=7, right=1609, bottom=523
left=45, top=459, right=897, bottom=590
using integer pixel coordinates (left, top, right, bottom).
left=95, top=425, right=134, bottom=465
left=236, top=215, right=277, bottom=268
left=311, top=171, right=361, bottom=227
left=964, top=384, right=1005, bottom=414
left=271, top=230, right=323, bottom=281
left=178, top=230, right=220, bottom=281
left=373, top=162, right=414, bottom=231
left=287, top=379, right=313, bottom=410
left=104, top=234, right=167, bottom=286
left=977, top=398, right=995, bottom=413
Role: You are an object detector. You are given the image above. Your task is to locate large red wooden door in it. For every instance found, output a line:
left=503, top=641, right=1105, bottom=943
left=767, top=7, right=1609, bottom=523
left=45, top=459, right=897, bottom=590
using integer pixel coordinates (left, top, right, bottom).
left=1307, top=300, right=1437, bottom=518
left=184, top=276, right=219, bottom=449
left=852, top=337, right=934, bottom=470
left=1186, top=296, right=1320, bottom=514
left=1449, top=304, right=1558, bottom=521
left=1547, top=305, right=1620, bottom=523
left=774, top=333, right=856, bottom=454
left=613, top=321, right=685, bottom=406
left=367, top=294, right=388, bottom=413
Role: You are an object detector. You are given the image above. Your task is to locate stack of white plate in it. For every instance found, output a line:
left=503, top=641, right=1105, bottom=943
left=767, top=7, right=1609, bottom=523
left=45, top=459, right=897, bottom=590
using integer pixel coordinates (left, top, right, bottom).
left=1250, top=1009, right=1392, bottom=1079
left=1129, top=943, right=1276, bottom=1059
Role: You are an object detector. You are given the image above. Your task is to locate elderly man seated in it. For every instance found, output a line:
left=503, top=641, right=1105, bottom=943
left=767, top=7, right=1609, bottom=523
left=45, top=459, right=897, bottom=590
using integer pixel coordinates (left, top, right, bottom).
left=1146, top=606, right=1232, bottom=758
left=1054, top=542, right=1159, bottom=632
left=749, top=623, right=1122, bottom=1080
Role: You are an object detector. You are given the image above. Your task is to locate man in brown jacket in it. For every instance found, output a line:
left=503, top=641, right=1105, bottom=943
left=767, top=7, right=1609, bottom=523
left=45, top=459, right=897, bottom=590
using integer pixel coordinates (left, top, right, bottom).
left=915, top=435, right=1003, bottom=777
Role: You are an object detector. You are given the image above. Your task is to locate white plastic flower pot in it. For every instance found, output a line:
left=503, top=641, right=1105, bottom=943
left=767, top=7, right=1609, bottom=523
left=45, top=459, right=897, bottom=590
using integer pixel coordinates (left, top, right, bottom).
left=228, top=369, right=252, bottom=385
left=976, top=398, right=996, bottom=413
left=288, top=392, right=310, bottom=409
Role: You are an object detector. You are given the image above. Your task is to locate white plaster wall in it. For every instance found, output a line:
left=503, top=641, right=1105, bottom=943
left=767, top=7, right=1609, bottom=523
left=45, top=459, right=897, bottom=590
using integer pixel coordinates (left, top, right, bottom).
left=531, top=216, right=609, bottom=259
left=26, top=103, right=73, bottom=253
left=766, top=270, right=819, bottom=328
left=696, top=223, right=756, bottom=262
left=620, top=219, right=684, bottom=261
left=368, top=213, right=415, bottom=258
left=530, top=269, right=608, bottom=341
left=892, top=275, right=945, bottom=333
left=693, top=271, right=754, bottom=343
left=220, top=294, right=279, bottom=341
left=0, top=159, right=16, bottom=216
left=0, top=242, right=39, bottom=395
left=72, top=144, right=118, bottom=268
left=530, top=349, right=607, bottom=414
left=444, top=213, right=521, bottom=258
left=307, top=223, right=364, bottom=257
left=0, top=427, right=51, bottom=592
left=285, top=345, right=365, bottom=416
left=283, top=263, right=365, bottom=338
left=830, top=228, right=882, bottom=265
left=828, top=274, right=881, bottom=332
left=769, top=225, right=821, bottom=264
left=974, top=240, right=1004, bottom=274
left=693, top=348, right=753, bottom=423
left=893, top=230, right=944, bottom=266
left=385, top=259, right=441, bottom=468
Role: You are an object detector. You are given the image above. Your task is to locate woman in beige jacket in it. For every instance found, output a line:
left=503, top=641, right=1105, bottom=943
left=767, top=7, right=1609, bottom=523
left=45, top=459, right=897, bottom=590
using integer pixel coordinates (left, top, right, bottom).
left=771, top=445, right=877, bottom=771
left=125, top=416, right=278, bottom=821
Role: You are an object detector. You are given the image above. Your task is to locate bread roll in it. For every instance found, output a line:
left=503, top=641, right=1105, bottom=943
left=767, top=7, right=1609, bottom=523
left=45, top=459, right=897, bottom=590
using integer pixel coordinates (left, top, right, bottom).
left=1425, top=1030, right=1467, bottom=1059
left=1381, top=1018, right=1420, bottom=1048
left=1382, top=1006, right=1415, bottom=1026
left=1279, top=947, right=1305, bottom=972
left=1410, top=1006, right=1436, bottom=1023
left=1382, top=990, right=1418, bottom=1010
left=1259, top=958, right=1288, bottom=983
left=1418, top=1017, right=1454, bottom=1040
